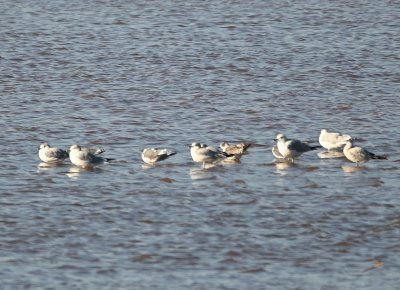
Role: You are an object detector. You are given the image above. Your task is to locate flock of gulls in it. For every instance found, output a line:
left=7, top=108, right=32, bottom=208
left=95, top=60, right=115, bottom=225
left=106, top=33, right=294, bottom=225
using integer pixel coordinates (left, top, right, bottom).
left=38, top=129, right=387, bottom=169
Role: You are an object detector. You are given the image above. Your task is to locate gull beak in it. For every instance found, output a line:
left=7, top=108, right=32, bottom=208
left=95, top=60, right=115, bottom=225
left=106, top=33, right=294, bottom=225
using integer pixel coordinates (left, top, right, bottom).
left=273, top=139, right=277, bottom=142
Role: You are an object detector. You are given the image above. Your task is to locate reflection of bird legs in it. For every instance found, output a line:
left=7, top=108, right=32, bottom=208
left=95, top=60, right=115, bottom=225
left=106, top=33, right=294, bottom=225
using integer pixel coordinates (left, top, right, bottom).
left=285, top=157, right=294, bottom=163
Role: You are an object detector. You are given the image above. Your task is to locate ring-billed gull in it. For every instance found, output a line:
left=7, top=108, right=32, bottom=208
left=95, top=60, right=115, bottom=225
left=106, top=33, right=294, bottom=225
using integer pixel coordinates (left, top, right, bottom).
left=219, top=142, right=251, bottom=155
left=319, top=129, right=352, bottom=151
left=343, top=137, right=387, bottom=166
left=190, top=142, right=232, bottom=167
left=141, top=148, right=177, bottom=164
left=69, top=144, right=113, bottom=168
left=38, top=142, right=69, bottom=163
left=274, top=134, right=321, bottom=162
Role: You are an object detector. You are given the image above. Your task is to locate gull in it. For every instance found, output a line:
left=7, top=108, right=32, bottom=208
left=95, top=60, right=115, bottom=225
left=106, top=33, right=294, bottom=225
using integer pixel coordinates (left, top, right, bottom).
left=141, top=148, right=177, bottom=164
left=343, top=137, right=387, bottom=166
left=274, top=134, right=321, bottom=162
left=38, top=142, right=69, bottom=163
left=319, top=129, right=352, bottom=151
left=69, top=144, right=113, bottom=168
left=190, top=142, right=232, bottom=167
left=219, top=142, right=251, bottom=155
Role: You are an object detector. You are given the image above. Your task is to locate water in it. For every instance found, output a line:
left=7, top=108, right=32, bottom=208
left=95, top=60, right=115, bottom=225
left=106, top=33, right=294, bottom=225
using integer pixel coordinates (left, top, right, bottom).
left=1, top=0, right=399, bottom=289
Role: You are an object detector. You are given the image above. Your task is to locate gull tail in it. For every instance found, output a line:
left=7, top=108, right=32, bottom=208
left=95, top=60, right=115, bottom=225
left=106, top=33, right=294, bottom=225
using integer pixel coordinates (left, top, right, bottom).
left=104, top=158, right=115, bottom=163
left=371, top=153, right=387, bottom=160
left=242, top=143, right=252, bottom=151
left=94, top=148, right=106, bottom=155
left=309, top=145, right=322, bottom=150
left=167, top=150, right=177, bottom=156
left=61, top=150, right=69, bottom=159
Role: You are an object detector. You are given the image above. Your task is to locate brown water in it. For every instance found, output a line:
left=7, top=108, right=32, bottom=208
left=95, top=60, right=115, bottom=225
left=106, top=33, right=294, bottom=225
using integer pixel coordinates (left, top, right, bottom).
left=1, top=0, right=399, bottom=289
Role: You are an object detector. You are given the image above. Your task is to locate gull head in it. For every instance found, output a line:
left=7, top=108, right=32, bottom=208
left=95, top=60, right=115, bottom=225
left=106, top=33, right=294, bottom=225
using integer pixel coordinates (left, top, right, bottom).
left=320, top=129, right=327, bottom=134
left=38, top=142, right=50, bottom=150
left=189, top=142, right=201, bottom=149
left=69, top=144, right=82, bottom=152
left=274, top=134, right=287, bottom=142
left=343, top=135, right=352, bottom=141
left=343, top=136, right=353, bottom=143
left=219, top=142, right=229, bottom=150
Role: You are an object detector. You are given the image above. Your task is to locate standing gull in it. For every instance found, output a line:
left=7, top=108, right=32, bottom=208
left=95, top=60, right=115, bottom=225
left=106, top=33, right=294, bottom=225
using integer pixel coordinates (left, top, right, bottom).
left=319, top=129, right=352, bottom=151
left=38, top=142, right=69, bottom=163
left=69, top=144, right=113, bottom=168
left=343, top=137, right=387, bottom=166
left=274, top=134, right=321, bottom=162
left=190, top=142, right=230, bottom=167
left=141, top=148, right=177, bottom=164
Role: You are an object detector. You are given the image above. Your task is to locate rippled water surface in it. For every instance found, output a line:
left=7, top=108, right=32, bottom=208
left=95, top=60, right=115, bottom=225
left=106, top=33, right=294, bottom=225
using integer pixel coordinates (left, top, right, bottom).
left=1, top=0, right=400, bottom=289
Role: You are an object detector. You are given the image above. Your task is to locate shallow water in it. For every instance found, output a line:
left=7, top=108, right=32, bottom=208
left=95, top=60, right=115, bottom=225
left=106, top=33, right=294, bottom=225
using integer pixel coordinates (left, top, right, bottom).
left=1, top=0, right=399, bottom=289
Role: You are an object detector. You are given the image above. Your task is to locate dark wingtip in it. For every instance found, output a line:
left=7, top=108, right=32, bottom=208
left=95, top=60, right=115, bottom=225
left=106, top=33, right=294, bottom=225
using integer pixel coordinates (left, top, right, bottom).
left=372, top=155, right=388, bottom=160
left=243, top=143, right=252, bottom=150
left=310, top=145, right=323, bottom=150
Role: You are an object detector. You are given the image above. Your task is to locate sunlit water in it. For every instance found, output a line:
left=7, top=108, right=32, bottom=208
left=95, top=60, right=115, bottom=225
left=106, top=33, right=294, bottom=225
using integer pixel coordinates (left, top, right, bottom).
left=1, top=0, right=399, bottom=289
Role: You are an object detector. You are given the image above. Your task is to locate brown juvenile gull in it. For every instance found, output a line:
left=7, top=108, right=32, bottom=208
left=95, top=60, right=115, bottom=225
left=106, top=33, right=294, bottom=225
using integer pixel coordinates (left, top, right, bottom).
left=219, top=142, right=251, bottom=155
left=343, top=137, right=387, bottom=166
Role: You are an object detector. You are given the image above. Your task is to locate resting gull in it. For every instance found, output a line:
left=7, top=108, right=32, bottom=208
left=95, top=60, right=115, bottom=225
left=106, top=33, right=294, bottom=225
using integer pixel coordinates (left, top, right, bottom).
left=141, top=148, right=177, bottom=164
left=274, top=134, right=321, bottom=162
left=38, top=142, right=69, bottom=163
left=219, top=142, right=251, bottom=155
left=319, top=129, right=352, bottom=151
left=69, top=144, right=113, bottom=168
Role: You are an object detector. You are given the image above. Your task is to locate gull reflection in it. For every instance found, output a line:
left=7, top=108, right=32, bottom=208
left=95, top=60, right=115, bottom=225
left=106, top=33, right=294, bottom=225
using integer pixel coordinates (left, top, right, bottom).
left=189, top=167, right=216, bottom=180
left=220, top=158, right=241, bottom=166
left=318, top=150, right=345, bottom=159
left=342, top=165, right=367, bottom=173
left=141, top=163, right=156, bottom=170
left=37, top=162, right=65, bottom=172
left=274, top=160, right=296, bottom=171
left=66, top=165, right=99, bottom=179
left=271, top=159, right=298, bottom=177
